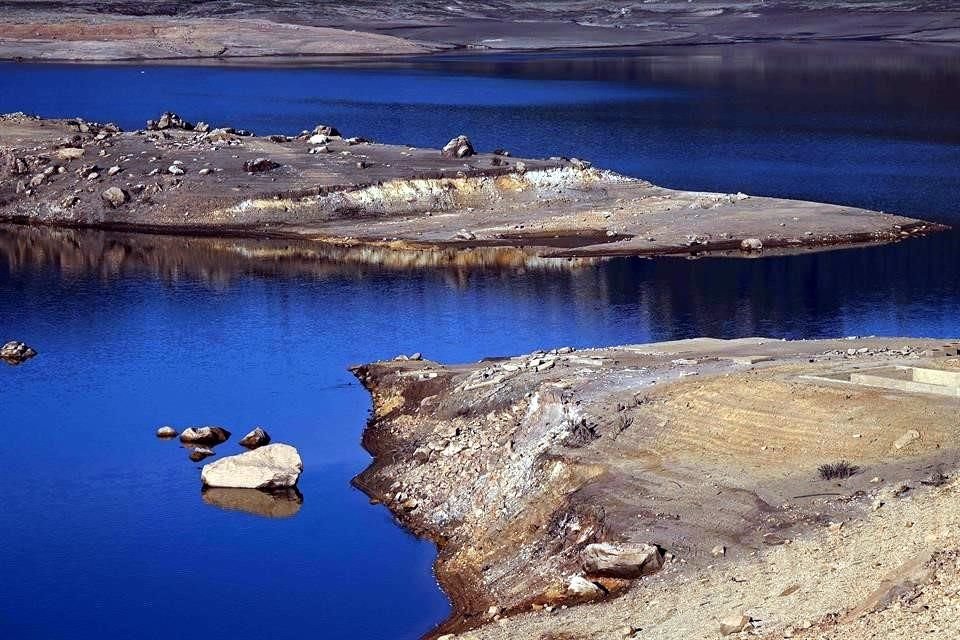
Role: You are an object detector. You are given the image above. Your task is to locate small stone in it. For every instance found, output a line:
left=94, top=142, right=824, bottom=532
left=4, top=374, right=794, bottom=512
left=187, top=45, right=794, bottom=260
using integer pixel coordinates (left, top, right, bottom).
left=100, top=186, right=128, bottom=208
left=0, top=340, right=37, bottom=365
left=198, top=168, right=212, bottom=175
left=238, top=427, right=271, bottom=449
left=487, top=606, right=501, bottom=618
left=719, top=613, right=753, bottom=636
left=740, top=237, right=763, bottom=251
left=711, top=545, right=726, bottom=557
left=581, top=542, right=664, bottom=579
left=189, top=446, right=215, bottom=462
left=894, top=429, right=920, bottom=450
left=567, top=574, right=603, bottom=597
left=107, top=165, right=122, bottom=176
left=179, top=426, right=231, bottom=445
left=168, top=165, right=185, bottom=175
left=243, top=157, right=280, bottom=173
left=156, top=426, right=178, bottom=438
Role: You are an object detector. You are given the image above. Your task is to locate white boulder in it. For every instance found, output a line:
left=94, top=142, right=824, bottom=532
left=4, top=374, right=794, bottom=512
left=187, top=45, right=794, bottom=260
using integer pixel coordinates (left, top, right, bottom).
left=201, top=443, right=302, bottom=490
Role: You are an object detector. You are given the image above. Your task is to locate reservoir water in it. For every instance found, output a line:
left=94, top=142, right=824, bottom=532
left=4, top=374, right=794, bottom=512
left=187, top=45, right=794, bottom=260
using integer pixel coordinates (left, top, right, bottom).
left=2, top=43, right=960, bottom=639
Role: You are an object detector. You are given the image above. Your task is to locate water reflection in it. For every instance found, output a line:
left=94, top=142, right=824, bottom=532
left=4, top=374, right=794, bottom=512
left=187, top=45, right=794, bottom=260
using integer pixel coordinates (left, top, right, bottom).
left=202, top=487, right=304, bottom=519
left=4, top=222, right=960, bottom=341
left=0, top=224, right=595, bottom=287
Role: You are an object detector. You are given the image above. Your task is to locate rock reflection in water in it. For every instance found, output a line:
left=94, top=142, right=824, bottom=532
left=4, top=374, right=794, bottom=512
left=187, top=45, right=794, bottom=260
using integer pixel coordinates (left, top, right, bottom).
left=202, top=487, right=304, bottom=518
left=0, top=224, right=595, bottom=287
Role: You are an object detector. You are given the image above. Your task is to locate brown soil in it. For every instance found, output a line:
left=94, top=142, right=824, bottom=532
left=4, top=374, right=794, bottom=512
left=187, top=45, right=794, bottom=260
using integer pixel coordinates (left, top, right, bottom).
left=351, top=337, right=960, bottom=638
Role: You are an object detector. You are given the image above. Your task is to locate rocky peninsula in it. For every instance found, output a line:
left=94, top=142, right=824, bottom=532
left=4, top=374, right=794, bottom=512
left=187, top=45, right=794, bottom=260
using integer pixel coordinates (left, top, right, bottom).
left=0, top=112, right=945, bottom=264
left=353, top=337, right=960, bottom=639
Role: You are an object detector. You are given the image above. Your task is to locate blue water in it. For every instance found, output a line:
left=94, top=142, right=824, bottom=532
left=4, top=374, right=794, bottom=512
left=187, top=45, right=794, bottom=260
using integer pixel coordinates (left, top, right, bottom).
left=2, top=44, right=960, bottom=639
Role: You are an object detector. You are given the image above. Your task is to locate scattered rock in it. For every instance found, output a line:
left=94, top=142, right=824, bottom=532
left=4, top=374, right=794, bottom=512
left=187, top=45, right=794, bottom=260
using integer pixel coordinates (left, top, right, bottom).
left=200, top=443, right=303, bottom=489
left=894, top=429, right=920, bottom=450
left=740, top=237, right=763, bottom=251
left=189, top=446, right=216, bottom=462
left=581, top=542, right=664, bottom=579
left=719, top=612, right=753, bottom=636
left=441, top=135, right=475, bottom=158
left=238, top=427, right=271, bottom=449
left=155, top=426, right=178, bottom=438
left=243, top=157, right=280, bottom=173
left=100, top=186, right=128, bottom=208
left=312, top=124, right=341, bottom=137
left=0, top=340, right=37, bottom=365
left=711, top=544, right=726, bottom=557
left=179, top=426, right=231, bottom=445
left=567, top=574, right=603, bottom=597
left=168, top=164, right=185, bottom=176
left=106, top=165, right=122, bottom=176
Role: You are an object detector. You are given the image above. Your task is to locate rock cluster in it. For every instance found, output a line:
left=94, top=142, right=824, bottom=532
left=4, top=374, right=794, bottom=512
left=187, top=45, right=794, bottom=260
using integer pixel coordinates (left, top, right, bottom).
left=1, top=340, right=37, bottom=365
left=146, top=112, right=194, bottom=131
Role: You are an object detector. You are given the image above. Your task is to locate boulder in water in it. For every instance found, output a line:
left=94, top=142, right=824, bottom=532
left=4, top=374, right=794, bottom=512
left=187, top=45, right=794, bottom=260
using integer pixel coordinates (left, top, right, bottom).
left=179, top=426, right=231, bottom=445
left=189, top=446, right=215, bottom=462
left=156, top=425, right=178, bottom=438
left=238, top=426, right=271, bottom=449
left=1, top=340, right=37, bottom=365
left=201, top=443, right=302, bottom=490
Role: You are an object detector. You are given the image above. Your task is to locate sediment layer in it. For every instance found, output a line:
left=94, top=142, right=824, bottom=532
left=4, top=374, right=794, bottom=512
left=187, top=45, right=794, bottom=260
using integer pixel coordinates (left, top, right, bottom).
left=0, top=113, right=945, bottom=264
left=352, top=337, right=960, bottom=638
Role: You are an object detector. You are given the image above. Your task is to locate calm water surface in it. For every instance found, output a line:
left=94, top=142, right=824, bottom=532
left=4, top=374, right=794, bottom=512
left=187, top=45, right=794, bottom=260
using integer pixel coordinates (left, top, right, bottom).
left=2, top=43, right=960, bottom=639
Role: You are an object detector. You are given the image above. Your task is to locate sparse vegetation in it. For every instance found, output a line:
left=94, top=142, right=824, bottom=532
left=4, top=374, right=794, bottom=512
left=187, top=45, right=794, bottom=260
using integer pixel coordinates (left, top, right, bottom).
left=818, top=460, right=861, bottom=480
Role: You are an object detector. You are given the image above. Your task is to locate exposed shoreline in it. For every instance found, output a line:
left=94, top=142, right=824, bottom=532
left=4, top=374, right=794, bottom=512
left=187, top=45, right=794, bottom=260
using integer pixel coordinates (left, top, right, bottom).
left=351, top=337, right=960, bottom=638
left=2, top=3, right=959, bottom=65
left=0, top=113, right=946, bottom=265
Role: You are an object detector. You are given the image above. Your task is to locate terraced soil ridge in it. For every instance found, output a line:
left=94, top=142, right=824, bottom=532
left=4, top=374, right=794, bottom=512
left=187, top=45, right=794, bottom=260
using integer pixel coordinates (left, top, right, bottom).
left=0, top=113, right=945, bottom=264
left=352, top=337, right=960, bottom=638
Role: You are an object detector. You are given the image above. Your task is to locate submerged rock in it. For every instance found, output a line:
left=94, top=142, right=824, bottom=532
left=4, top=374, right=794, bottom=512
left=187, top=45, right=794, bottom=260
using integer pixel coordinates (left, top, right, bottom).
left=202, top=487, right=303, bottom=518
left=189, top=446, right=215, bottom=462
left=179, top=426, right=231, bottom=445
left=200, top=443, right=302, bottom=489
left=580, top=542, right=664, bottom=579
left=238, top=427, right=271, bottom=449
left=441, top=135, right=475, bottom=158
left=155, top=425, right=178, bottom=438
left=1, top=340, right=37, bottom=365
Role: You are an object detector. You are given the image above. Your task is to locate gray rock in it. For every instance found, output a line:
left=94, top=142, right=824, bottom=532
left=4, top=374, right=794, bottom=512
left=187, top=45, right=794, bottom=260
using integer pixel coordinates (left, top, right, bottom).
left=201, top=443, right=303, bottom=490
left=312, top=124, right=341, bottom=137
left=179, top=426, right=231, bottom=445
left=100, top=186, right=128, bottom=208
left=0, top=340, right=37, bottom=365
left=581, top=542, right=664, bottom=579
left=567, top=574, right=603, bottom=597
left=719, top=613, right=753, bottom=636
left=238, top=427, right=271, bottom=449
left=740, top=237, right=763, bottom=251
left=156, top=425, right=178, bottom=438
left=441, top=135, right=475, bottom=158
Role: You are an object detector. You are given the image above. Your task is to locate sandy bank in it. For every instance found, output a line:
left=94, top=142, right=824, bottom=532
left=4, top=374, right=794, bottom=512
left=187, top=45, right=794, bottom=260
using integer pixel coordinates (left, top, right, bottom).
left=352, top=336, right=960, bottom=638
left=0, top=113, right=944, bottom=264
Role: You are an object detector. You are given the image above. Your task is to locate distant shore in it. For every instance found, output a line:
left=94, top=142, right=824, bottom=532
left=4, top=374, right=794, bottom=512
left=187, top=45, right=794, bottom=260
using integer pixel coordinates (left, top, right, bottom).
left=2, top=2, right=958, bottom=65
